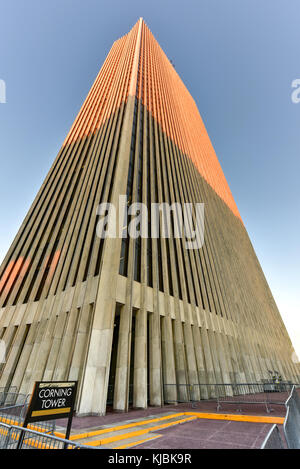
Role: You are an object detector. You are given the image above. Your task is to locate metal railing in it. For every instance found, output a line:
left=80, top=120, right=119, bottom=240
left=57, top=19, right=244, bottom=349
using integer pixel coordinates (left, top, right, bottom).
left=0, top=389, right=21, bottom=407
left=0, top=393, right=29, bottom=426
left=215, top=383, right=293, bottom=413
left=163, top=382, right=296, bottom=412
left=0, top=392, right=56, bottom=434
left=0, top=387, right=17, bottom=393
left=261, top=385, right=300, bottom=449
left=283, top=386, right=300, bottom=449
left=260, top=424, right=285, bottom=449
left=0, top=421, right=96, bottom=449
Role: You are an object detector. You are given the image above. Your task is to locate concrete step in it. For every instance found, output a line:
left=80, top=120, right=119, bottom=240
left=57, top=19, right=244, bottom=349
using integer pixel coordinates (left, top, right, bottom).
left=75, top=413, right=197, bottom=447
left=69, top=412, right=186, bottom=441
left=106, top=433, right=162, bottom=449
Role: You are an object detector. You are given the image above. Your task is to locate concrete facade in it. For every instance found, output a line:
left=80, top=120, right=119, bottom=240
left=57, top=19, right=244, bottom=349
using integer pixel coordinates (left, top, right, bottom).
left=0, top=19, right=299, bottom=416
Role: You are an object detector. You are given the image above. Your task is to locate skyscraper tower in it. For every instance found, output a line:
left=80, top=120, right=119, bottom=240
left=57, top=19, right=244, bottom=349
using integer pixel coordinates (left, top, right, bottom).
left=0, top=19, right=298, bottom=416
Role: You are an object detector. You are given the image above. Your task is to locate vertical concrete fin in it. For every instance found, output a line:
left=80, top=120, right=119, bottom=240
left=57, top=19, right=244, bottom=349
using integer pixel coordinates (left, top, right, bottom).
left=128, top=18, right=143, bottom=97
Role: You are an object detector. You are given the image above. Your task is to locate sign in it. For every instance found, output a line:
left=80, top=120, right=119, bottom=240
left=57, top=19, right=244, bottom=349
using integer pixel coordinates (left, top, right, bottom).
left=20, top=381, right=78, bottom=447
left=25, top=381, right=77, bottom=423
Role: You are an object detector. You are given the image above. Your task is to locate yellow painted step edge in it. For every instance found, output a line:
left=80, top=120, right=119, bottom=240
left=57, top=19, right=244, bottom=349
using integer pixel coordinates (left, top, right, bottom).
left=68, top=412, right=187, bottom=441
left=184, top=412, right=284, bottom=425
left=83, top=416, right=197, bottom=447
left=0, top=415, right=57, bottom=434
left=1, top=409, right=284, bottom=442
left=114, top=434, right=162, bottom=449
left=66, top=411, right=284, bottom=442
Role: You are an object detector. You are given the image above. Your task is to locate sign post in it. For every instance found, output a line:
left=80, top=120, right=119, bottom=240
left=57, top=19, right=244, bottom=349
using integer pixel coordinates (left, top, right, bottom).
left=18, top=380, right=77, bottom=449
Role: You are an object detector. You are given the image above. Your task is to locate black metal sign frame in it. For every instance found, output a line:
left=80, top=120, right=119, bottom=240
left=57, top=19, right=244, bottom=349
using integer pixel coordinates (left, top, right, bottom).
left=18, top=380, right=78, bottom=448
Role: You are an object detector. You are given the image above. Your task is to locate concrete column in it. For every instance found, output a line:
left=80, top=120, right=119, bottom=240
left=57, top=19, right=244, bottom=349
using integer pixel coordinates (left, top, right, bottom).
left=215, top=332, right=233, bottom=396
left=200, top=326, right=217, bottom=398
left=192, top=323, right=209, bottom=399
left=149, top=312, right=162, bottom=406
left=207, top=329, right=223, bottom=384
left=161, top=314, right=177, bottom=403
left=113, top=303, right=132, bottom=411
left=77, top=97, right=139, bottom=414
left=133, top=308, right=147, bottom=409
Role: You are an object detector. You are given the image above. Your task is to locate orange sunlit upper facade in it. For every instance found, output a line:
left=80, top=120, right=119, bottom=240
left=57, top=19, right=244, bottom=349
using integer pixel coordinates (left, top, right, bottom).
left=63, top=18, right=241, bottom=220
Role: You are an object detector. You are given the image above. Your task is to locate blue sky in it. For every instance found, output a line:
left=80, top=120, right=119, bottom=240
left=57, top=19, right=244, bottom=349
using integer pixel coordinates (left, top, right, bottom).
left=0, top=0, right=299, bottom=358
